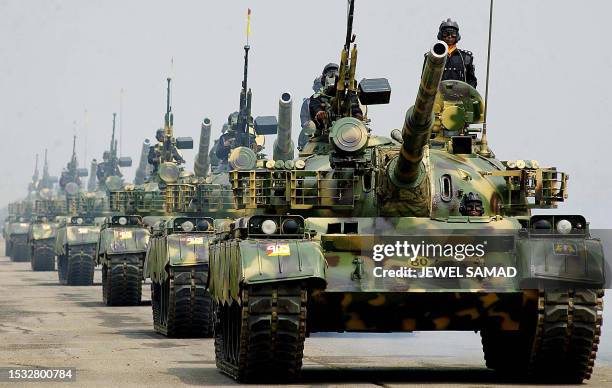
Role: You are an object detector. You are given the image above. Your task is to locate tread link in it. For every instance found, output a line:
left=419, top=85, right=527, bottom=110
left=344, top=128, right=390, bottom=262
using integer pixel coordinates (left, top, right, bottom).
left=481, top=289, right=603, bottom=383
left=152, top=266, right=213, bottom=338
left=215, top=282, right=307, bottom=382
left=102, top=254, right=144, bottom=306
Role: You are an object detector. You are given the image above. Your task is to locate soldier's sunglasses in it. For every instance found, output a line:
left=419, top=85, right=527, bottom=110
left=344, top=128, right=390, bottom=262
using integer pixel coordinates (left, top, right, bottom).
left=442, top=31, right=457, bottom=38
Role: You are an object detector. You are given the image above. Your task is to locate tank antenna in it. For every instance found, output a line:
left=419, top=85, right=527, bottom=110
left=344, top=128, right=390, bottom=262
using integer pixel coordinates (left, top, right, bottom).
left=479, top=0, right=494, bottom=157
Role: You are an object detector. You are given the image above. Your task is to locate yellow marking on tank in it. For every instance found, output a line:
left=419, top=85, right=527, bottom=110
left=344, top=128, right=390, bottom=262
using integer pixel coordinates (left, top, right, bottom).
left=345, top=313, right=367, bottom=330
left=456, top=308, right=479, bottom=320
left=479, top=293, right=499, bottom=308
left=433, top=316, right=450, bottom=329
left=402, top=318, right=417, bottom=331
left=367, top=294, right=386, bottom=306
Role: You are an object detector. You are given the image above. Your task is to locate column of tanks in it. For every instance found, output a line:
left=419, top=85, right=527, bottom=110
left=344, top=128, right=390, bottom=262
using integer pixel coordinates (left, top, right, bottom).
left=1, top=3, right=605, bottom=385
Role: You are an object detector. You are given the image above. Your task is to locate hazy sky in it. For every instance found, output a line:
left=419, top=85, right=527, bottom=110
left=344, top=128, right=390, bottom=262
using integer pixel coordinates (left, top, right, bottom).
left=1, top=0, right=611, bottom=226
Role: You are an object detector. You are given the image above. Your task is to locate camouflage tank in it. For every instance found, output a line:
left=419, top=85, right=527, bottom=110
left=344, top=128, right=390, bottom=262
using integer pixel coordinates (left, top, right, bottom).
left=6, top=155, right=42, bottom=262
left=54, top=136, right=104, bottom=286
left=28, top=150, right=62, bottom=271
left=209, top=2, right=605, bottom=383
left=142, top=39, right=283, bottom=337
left=138, top=77, right=220, bottom=337
left=6, top=207, right=32, bottom=262
left=89, top=113, right=155, bottom=305
left=147, top=216, right=215, bottom=336
left=28, top=200, right=64, bottom=271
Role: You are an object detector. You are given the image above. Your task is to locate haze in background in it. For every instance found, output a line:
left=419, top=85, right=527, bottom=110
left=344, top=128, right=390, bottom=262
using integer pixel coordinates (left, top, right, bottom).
left=1, top=0, right=610, bottom=226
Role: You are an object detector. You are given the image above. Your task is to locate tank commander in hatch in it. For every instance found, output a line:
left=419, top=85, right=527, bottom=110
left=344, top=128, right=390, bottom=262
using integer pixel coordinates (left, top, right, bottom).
left=431, top=18, right=477, bottom=88
left=309, top=63, right=363, bottom=131
left=459, top=192, right=484, bottom=216
left=148, top=128, right=185, bottom=173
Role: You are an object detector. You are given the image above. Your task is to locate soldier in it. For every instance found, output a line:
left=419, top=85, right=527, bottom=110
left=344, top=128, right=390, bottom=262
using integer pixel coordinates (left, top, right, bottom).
left=96, top=151, right=121, bottom=182
left=215, top=113, right=239, bottom=163
left=298, top=73, right=324, bottom=149
left=309, top=63, right=363, bottom=130
left=148, top=129, right=185, bottom=173
left=435, top=19, right=477, bottom=88
left=459, top=192, right=484, bottom=216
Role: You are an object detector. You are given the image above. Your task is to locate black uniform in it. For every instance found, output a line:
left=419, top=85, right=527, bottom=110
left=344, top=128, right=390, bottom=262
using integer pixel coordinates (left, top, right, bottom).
left=215, top=133, right=235, bottom=162
left=309, top=88, right=362, bottom=130
left=441, top=49, right=477, bottom=88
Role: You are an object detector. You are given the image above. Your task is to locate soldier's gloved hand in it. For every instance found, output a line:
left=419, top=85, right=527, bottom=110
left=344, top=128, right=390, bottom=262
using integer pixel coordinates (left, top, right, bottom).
left=315, top=111, right=328, bottom=123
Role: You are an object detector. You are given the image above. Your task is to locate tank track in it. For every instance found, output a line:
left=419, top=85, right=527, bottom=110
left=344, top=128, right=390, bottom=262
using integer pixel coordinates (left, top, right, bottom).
left=214, top=283, right=307, bottom=382
left=30, top=240, right=55, bottom=271
left=10, top=237, right=30, bottom=262
left=152, top=266, right=213, bottom=338
left=58, top=246, right=95, bottom=286
left=481, top=289, right=603, bottom=383
left=102, top=255, right=143, bottom=306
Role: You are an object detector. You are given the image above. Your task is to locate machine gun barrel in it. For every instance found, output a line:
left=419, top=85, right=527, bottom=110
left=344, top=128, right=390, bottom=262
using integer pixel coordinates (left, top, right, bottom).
left=273, top=93, right=294, bottom=161
left=134, top=139, right=151, bottom=185
left=194, top=118, right=212, bottom=177
left=393, top=41, right=447, bottom=185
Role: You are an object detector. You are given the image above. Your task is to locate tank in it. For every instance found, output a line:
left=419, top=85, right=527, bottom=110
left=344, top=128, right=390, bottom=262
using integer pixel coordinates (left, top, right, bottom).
left=194, top=118, right=212, bottom=177
left=134, top=139, right=152, bottom=185
left=102, top=78, right=193, bottom=308
left=54, top=138, right=106, bottom=286
left=146, top=216, right=215, bottom=337
left=28, top=199, right=65, bottom=271
left=208, top=3, right=604, bottom=383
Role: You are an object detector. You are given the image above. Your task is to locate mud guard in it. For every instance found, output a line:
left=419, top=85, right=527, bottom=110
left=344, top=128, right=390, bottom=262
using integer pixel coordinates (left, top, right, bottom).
left=210, top=239, right=327, bottom=305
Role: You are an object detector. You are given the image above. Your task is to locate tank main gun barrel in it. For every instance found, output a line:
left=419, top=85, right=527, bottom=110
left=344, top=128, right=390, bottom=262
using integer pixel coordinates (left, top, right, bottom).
left=273, top=93, right=294, bottom=161
left=194, top=118, right=212, bottom=177
left=87, top=160, right=97, bottom=191
left=393, top=41, right=448, bottom=185
left=134, top=139, right=151, bottom=185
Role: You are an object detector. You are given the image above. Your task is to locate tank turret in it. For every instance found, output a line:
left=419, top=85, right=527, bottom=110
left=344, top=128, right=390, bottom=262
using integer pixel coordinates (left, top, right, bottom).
left=194, top=118, right=212, bottom=177
left=134, top=139, right=151, bottom=185
left=390, top=41, right=447, bottom=186
left=272, top=92, right=294, bottom=161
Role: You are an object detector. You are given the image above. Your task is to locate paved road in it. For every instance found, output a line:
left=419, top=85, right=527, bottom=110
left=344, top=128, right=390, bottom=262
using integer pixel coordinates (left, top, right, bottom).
left=0, top=252, right=611, bottom=387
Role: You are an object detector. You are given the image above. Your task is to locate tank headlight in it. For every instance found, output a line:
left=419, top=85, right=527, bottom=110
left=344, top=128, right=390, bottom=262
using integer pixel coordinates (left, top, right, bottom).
left=261, top=219, right=277, bottom=235
left=196, top=219, right=210, bottom=231
left=118, top=217, right=128, bottom=226
left=533, top=219, right=552, bottom=230
left=556, top=219, right=572, bottom=234
left=76, top=217, right=84, bottom=225
left=181, top=221, right=195, bottom=232
left=281, top=219, right=299, bottom=234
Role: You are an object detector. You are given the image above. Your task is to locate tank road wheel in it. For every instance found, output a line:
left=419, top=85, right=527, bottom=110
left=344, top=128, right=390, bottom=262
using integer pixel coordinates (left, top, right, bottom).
left=214, top=282, right=307, bottom=382
left=31, top=242, right=55, bottom=271
left=481, top=289, right=604, bottom=383
left=62, top=246, right=95, bottom=286
left=102, top=255, right=144, bottom=306
left=152, top=266, right=213, bottom=338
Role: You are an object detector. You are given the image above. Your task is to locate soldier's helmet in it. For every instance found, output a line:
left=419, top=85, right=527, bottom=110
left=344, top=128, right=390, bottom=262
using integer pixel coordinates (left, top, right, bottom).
left=322, top=63, right=340, bottom=88
left=155, top=128, right=164, bottom=142
left=227, top=112, right=239, bottom=129
left=102, top=151, right=110, bottom=161
left=459, top=192, right=483, bottom=216
left=438, top=18, right=461, bottom=42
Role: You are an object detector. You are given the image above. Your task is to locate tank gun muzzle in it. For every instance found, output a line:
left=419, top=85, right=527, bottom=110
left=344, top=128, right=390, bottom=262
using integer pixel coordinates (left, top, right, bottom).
left=391, top=41, right=448, bottom=186
left=273, top=92, right=294, bottom=161
left=194, top=118, right=212, bottom=177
